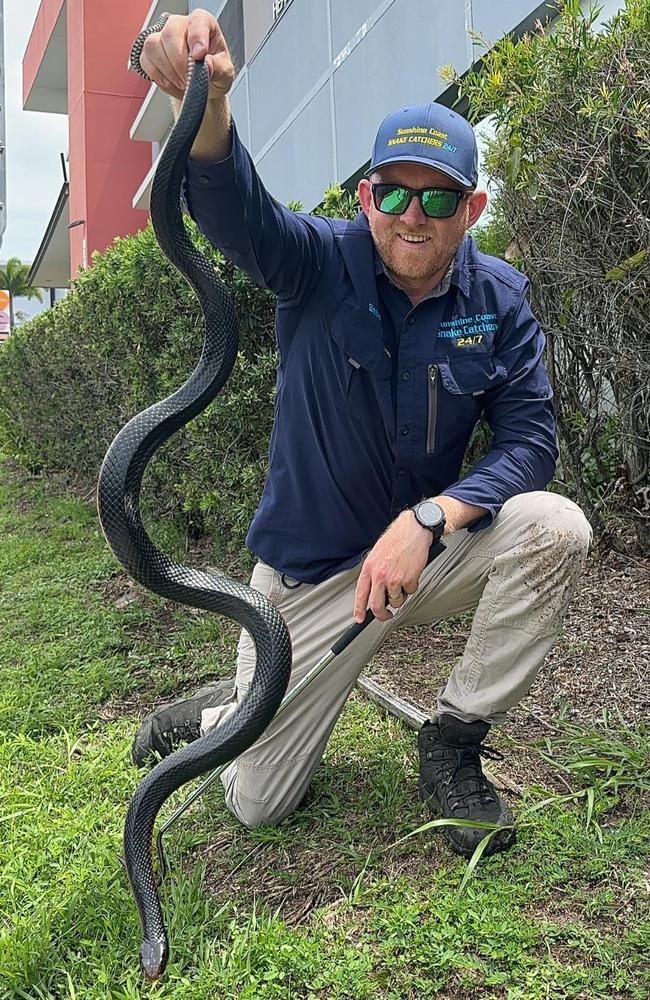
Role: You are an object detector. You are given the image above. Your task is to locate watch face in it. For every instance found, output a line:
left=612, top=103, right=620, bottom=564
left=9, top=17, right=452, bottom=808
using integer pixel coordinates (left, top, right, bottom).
left=417, top=500, right=445, bottom=528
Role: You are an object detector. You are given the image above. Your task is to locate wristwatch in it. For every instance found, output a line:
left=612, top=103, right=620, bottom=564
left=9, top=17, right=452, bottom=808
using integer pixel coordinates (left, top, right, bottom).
left=411, top=499, right=446, bottom=542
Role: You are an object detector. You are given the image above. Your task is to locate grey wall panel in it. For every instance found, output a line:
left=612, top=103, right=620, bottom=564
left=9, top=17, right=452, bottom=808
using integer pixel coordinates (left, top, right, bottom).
left=247, top=0, right=329, bottom=154
left=218, top=0, right=245, bottom=76
left=255, top=82, right=333, bottom=210
left=333, top=0, right=469, bottom=185
left=243, top=0, right=274, bottom=63
left=330, top=0, right=381, bottom=56
left=472, top=1, right=556, bottom=46
left=224, top=0, right=577, bottom=212
left=229, top=72, right=251, bottom=149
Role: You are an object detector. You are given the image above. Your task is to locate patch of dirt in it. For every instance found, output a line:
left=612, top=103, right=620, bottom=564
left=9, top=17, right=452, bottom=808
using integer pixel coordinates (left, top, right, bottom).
left=427, top=980, right=505, bottom=1000
left=192, top=753, right=449, bottom=928
left=93, top=570, right=241, bottom=723
left=366, top=551, right=650, bottom=795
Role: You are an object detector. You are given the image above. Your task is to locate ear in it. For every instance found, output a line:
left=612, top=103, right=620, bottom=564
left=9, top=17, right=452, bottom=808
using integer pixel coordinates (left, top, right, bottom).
left=358, top=178, right=372, bottom=217
left=466, top=190, right=488, bottom=228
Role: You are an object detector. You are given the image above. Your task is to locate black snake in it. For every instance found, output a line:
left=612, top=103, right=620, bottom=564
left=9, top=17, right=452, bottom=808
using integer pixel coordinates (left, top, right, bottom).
left=96, top=58, right=292, bottom=981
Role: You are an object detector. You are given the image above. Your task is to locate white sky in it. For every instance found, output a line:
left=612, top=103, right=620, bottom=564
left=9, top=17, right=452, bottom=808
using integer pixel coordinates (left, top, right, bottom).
left=1, top=0, right=68, bottom=319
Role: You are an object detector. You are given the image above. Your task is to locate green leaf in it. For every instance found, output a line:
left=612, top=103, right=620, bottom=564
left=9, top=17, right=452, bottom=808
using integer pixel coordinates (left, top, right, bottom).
left=585, top=785, right=595, bottom=829
left=457, top=826, right=514, bottom=893
left=604, top=249, right=648, bottom=280
left=393, top=817, right=503, bottom=847
left=505, top=145, right=523, bottom=184
left=558, top=287, right=574, bottom=327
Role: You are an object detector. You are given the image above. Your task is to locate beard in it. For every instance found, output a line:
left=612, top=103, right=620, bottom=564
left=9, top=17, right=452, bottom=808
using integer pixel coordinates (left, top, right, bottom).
left=370, top=218, right=466, bottom=286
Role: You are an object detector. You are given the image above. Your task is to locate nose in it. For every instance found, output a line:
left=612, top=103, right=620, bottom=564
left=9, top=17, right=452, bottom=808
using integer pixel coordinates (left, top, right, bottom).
left=400, top=193, right=427, bottom=225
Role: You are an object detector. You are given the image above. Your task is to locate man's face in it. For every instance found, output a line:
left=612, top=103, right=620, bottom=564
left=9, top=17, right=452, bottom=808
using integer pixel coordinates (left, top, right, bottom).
left=357, top=161, right=486, bottom=286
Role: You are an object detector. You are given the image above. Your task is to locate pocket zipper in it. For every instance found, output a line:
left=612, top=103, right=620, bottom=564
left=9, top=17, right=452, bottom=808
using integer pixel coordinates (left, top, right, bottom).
left=426, top=364, right=439, bottom=454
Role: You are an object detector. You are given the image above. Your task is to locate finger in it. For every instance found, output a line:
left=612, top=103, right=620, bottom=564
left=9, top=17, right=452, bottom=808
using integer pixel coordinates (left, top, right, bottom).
left=369, top=580, right=392, bottom=622
left=158, top=30, right=190, bottom=93
left=140, top=41, right=185, bottom=98
left=387, top=588, right=406, bottom=608
left=353, top=571, right=372, bottom=624
left=139, top=51, right=185, bottom=100
left=187, top=10, right=219, bottom=58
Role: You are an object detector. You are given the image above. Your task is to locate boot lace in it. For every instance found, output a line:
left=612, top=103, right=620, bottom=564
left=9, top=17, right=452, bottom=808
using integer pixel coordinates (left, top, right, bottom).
left=420, top=726, right=504, bottom=812
left=444, top=743, right=504, bottom=811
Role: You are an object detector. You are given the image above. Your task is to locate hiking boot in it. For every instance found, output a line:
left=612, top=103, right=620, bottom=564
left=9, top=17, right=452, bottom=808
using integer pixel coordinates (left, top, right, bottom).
left=131, top=679, right=236, bottom=768
left=418, top=713, right=516, bottom=858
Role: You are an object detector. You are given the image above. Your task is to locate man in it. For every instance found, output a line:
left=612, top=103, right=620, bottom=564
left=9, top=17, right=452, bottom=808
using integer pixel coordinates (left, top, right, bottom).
left=130, top=10, right=591, bottom=857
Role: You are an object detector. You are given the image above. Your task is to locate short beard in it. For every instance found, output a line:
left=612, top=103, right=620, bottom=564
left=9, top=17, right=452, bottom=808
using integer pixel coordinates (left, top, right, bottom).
left=371, top=223, right=465, bottom=285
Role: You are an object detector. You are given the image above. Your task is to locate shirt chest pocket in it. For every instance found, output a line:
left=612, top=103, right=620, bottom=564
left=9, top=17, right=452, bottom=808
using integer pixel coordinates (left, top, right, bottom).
left=426, top=355, right=508, bottom=455
left=329, top=310, right=392, bottom=427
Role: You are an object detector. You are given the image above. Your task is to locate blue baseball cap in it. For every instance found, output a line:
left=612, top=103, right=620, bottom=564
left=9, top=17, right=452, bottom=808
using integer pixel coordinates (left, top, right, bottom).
left=367, top=101, right=478, bottom=189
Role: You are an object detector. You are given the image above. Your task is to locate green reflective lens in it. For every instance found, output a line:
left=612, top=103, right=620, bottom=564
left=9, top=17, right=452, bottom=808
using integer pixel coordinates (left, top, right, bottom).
left=373, top=183, right=463, bottom=219
left=378, top=186, right=411, bottom=214
left=421, top=189, right=458, bottom=218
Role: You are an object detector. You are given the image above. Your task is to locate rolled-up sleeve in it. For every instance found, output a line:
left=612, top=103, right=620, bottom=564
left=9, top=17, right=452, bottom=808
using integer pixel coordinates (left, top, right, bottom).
left=182, top=120, right=333, bottom=302
left=442, top=285, right=559, bottom=530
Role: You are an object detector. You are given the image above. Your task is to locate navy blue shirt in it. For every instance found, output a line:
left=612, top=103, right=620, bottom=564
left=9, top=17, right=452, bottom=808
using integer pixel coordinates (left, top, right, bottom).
left=183, top=123, right=558, bottom=584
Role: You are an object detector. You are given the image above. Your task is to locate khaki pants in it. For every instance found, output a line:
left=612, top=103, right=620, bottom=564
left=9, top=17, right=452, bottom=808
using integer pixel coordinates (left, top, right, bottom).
left=202, top=491, right=592, bottom=828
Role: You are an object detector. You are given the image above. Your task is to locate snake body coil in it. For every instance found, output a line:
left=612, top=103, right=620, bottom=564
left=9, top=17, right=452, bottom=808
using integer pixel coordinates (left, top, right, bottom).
left=97, top=60, right=292, bottom=981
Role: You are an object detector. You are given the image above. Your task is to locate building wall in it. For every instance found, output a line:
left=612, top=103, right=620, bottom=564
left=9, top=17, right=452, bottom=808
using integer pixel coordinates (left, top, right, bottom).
left=218, top=0, right=246, bottom=75
left=65, top=0, right=152, bottom=274
left=185, top=0, right=560, bottom=212
left=24, top=0, right=154, bottom=277
left=242, top=0, right=273, bottom=64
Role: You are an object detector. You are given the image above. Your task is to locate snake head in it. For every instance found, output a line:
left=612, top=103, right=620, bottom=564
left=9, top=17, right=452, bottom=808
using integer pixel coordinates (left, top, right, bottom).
left=140, top=935, right=169, bottom=981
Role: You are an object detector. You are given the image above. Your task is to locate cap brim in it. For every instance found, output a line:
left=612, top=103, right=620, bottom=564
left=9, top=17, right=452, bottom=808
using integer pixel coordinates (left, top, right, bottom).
left=365, top=155, right=474, bottom=189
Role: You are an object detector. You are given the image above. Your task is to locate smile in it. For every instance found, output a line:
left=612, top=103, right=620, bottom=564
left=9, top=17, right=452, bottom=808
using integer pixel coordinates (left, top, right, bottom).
left=398, top=234, right=430, bottom=244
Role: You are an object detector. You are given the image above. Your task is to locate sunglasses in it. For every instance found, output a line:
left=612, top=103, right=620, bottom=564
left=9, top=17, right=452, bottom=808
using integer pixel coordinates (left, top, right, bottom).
left=371, top=183, right=469, bottom=219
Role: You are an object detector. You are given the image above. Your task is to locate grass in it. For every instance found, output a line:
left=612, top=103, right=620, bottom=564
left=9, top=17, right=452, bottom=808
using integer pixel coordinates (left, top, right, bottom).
left=0, top=453, right=649, bottom=999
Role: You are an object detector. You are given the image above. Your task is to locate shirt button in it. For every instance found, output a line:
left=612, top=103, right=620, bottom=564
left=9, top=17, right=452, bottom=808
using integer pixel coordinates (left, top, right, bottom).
left=397, top=468, right=406, bottom=478
left=400, top=425, right=410, bottom=436
left=199, top=175, right=210, bottom=186
left=401, top=371, right=411, bottom=381
left=407, top=317, right=416, bottom=325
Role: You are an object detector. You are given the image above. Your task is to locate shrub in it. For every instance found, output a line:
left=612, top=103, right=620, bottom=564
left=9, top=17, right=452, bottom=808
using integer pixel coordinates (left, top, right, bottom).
left=443, top=0, right=650, bottom=553
left=0, top=221, right=277, bottom=566
left=0, top=177, right=365, bottom=567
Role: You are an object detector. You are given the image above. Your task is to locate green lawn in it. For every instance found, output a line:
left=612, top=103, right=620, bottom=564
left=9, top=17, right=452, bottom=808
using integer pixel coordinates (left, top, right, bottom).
left=0, top=455, right=648, bottom=999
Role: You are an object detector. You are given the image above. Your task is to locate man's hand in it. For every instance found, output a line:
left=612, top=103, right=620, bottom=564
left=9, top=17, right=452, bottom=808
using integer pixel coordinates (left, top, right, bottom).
left=139, top=10, right=234, bottom=102
left=353, top=510, right=432, bottom=623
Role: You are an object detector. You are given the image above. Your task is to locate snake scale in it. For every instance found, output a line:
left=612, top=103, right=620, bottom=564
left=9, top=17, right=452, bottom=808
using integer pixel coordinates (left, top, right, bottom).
left=96, top=58, right=292, bottom=981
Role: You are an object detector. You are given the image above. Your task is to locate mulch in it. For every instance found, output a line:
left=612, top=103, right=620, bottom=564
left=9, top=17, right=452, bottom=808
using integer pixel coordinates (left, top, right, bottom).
left=365, top=550, right=649, bottom=794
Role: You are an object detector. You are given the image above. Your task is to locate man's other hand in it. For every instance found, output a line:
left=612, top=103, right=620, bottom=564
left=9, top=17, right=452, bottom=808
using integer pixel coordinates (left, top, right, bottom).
left=353, top=510, right=432, bottom=623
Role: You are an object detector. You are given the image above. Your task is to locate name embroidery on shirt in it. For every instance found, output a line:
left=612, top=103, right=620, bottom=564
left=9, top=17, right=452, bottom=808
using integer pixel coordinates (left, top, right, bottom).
left=368, top=302, right=381, bottom=321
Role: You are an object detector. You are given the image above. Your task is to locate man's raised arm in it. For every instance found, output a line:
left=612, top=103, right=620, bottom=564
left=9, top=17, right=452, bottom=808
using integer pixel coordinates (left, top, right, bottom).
left=134, top=9, right=332, bottom=302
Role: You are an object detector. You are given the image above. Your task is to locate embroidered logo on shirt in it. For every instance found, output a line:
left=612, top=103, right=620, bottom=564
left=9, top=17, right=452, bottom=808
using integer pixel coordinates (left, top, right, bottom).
left=439, top=312, right=498, bottom=346
left=368, top=302, right=381, bottom=320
